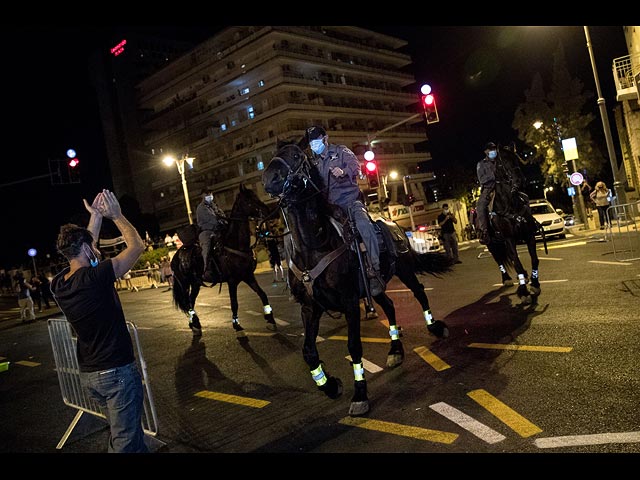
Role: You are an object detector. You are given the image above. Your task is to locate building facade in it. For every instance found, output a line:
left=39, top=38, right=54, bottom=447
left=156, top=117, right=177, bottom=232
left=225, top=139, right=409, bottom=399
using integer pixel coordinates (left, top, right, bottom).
left=132, top=26, right=434, bottom=233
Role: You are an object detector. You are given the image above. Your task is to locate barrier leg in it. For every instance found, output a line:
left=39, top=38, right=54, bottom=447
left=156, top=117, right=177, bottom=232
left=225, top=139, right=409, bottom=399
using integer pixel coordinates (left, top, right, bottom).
left=56, top=410, right=84, bottom=450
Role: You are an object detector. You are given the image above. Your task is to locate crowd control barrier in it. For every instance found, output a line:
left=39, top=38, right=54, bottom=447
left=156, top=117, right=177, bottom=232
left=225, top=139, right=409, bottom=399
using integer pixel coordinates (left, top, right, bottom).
left=606, top=201, right=640, bottom=262
left=47, top=317, right=162, bottom=450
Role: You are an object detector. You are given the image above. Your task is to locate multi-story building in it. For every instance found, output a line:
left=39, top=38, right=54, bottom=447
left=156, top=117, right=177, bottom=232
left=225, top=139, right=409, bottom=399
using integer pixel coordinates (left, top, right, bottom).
left=613, top=26, right=640, bottom=202
left=133, top=26, right=435, bottom=233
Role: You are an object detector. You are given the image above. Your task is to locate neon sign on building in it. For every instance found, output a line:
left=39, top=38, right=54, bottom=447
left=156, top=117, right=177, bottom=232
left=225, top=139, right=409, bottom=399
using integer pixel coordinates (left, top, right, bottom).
left=110, top=39, right=127, bottom=57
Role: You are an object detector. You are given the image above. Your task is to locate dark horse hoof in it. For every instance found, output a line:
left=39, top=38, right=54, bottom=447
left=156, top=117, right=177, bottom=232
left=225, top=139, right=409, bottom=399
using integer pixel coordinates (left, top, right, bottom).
left=265, top=314, right=277, bottom=331
left=232, top=321, right=244, bottom=332
left=349, top=380, right=369, bottom=417
left=318, top=376, right=343, bottom=400
left=427, top=320, right=449, bottom=339
left=189, top=323, right=202, bottom=336
left=386, top=340, right=405, bottom=368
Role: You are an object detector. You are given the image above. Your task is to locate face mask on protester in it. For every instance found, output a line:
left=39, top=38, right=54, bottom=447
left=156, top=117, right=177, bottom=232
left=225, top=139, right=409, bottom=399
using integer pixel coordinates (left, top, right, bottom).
left=488, top=150, right=497, bottom=159
left=310, top=139, right=325, bottom=155
left=443, top=208, right=449, bottom=214
left=205, top=195, right=213, bottom=203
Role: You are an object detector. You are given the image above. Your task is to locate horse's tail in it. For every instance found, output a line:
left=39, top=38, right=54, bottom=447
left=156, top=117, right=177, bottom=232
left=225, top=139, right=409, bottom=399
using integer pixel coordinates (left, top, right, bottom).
left=170, top=245, right=203, bottom=313
left=408, top=249, right=454, bottom=277
left=171, top=274, right=190, bottom=313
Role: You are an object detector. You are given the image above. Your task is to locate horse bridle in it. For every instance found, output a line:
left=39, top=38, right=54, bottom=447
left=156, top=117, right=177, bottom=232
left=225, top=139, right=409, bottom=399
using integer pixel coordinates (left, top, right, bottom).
left=269, top=145, right=324, bottom=202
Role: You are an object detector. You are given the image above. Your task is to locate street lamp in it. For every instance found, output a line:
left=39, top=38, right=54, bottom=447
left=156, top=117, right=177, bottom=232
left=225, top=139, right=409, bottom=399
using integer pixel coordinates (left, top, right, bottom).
left=543, top=186, right=553, bottom=200
left=163, top=154, right=195, bottom=224
left=583, top=26, right=625, bottom=205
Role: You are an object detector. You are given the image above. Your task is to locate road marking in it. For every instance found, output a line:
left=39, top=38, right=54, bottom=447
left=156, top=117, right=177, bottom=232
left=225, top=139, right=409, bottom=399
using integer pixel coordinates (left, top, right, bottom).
left=339, top=416, right=458, bottom=444
left=589, top=260, right=633, bottom=266
left=429, top=402, right=506, bottom=444
left=245, top=331, right=276, bottom=337
left=329, top=335, right=389, bottom=344
left=246, top=310, right=262, bottom=316
left=540, top=279, right=569, bottom=283
left=345, top=355, right=383, bottom=373
left=467, top=389, right=542, bottom=438
left=468, top=343, right=572, bottom=353
left=413, top=346, right=450, bottom=371
left=541, top=241, right=586, bottom=250
left=539, top=257, right=563, bottom=261
left=386, top=288, right=434, bottom=293
left=274, top=317, right=290, bottom=326
left=0, top=356, right=5, bottom=361
left=534, top=431, right=640, bottom=448
left=14, top=360, right=40, bottom=367
left=194, top=390, right=270, bottom=408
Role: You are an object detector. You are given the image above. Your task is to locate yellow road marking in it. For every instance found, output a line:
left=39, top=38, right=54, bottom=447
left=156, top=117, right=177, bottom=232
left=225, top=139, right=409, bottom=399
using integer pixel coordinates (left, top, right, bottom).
left=194, top=390, right=270, bottom=408
left=413, top=346, right=451, bottom=371
left=0, top=356, right=6, bottom=361
left=379, top=319, right=390, bottom=328
left=468, top=389, right=542, bottom=438
left=329, top=335, right=389, bottom=343
left=468, top=343, right=572, bottom=353
left=339, top=416, right=458, bottom=444
left=589, top=260, right=633, bottom=266
left=15, top=360, right=40, bottom=367
left=540, top=241, right=586, bottom=250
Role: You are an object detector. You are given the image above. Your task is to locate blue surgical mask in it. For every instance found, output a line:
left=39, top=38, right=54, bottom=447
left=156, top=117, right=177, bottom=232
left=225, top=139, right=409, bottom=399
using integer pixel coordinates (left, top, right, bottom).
left=488, top=150, right=497, bottom=159
left=310, top=139, right=325, bottom=155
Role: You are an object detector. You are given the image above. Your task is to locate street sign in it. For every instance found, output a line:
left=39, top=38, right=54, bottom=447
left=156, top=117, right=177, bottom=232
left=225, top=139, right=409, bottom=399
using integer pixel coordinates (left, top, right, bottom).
left=570, top=172, right=584, bottom=186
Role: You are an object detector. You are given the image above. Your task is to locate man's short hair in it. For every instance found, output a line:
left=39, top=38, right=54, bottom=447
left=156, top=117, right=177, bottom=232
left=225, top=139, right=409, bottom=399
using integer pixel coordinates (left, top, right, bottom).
left=201, top=188, right=213, bottom=195
left=442, top=203, right=449, bottom=208
left=57, top=224, right=94, bottom=260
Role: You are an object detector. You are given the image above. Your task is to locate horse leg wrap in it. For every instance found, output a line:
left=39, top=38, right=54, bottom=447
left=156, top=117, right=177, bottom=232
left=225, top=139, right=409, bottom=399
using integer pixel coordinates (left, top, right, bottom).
left=352, top=362, right=365, bottom=382
left=424, top=309, right=434, bottom=326
left=263, top=304, right=272, bottom=315
left=499, top=265, right=507, bottom=274
left=232, top=316, right=239, bottom=325
left=311, top=364, right=328, bottom=387
left=389, top=325, right=400, bottom=341
left=531, top=269, right=538, bottom=280
left=518, top=273, right=526, bottom=285
left=188, top=309, right=196, bottom=320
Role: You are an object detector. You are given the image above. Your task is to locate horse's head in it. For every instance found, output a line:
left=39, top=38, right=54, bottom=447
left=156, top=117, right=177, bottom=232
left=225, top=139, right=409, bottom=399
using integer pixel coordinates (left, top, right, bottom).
left=262, top=139, right=315, bottom=199
left=234, top=183, right=272, bottom=221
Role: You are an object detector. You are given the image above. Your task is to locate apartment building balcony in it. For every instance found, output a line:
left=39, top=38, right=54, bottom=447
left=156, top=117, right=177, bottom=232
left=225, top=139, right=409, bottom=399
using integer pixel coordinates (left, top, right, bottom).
left=613, top=54, right=639, bottom=102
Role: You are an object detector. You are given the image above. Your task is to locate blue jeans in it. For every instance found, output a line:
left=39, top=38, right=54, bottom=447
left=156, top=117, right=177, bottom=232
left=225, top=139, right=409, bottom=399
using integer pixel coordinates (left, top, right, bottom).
left=80, top=361, right=148, bottom=453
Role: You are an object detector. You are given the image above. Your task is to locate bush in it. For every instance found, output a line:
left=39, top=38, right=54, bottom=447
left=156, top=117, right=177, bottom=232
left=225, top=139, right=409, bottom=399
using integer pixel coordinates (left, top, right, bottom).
left=133, top=247, right=170, bottom=270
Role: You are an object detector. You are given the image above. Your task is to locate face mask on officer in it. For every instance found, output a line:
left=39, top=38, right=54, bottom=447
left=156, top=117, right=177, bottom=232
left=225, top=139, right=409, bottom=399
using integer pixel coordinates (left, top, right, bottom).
left=205, top=195, right=213, bottom=203
left=310, top=138, right=325, bottom=155
left=488, top=150, right=497, bottom=159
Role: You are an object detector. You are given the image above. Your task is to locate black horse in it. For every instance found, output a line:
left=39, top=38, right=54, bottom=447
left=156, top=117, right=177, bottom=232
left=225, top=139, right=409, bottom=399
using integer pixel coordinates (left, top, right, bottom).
left=171, top=184, right=276, bottom=334
left=261, top=140, right=452, bottom=416
left=480, top=144, right=547, bottom=303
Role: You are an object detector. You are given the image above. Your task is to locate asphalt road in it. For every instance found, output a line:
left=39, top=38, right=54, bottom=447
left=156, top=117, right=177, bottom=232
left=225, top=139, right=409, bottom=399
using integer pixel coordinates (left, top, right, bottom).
left=1, top=228, right=639, bottom=464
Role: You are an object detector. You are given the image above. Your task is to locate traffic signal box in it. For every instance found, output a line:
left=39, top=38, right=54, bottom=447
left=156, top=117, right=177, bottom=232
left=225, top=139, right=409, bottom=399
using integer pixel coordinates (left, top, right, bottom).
left=422, top=93, right=439, bottom=124
left=364, top=159, right=379, bottom=188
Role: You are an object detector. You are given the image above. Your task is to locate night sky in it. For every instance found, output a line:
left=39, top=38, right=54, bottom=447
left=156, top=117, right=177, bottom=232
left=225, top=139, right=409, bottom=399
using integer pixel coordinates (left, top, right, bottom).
left=0, top=23, right=628, bottom=271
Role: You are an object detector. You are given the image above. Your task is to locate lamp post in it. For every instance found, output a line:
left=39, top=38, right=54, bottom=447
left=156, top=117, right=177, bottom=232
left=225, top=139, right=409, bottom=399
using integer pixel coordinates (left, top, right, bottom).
left=402, top=175, right=416, bottom=232
left=583, top=26, right=625, bottom=205
left=163, top=154, right=195, bottom=224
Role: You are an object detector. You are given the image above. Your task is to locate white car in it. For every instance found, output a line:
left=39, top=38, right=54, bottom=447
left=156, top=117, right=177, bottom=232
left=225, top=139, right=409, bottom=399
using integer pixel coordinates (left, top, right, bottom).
left=529, top=199, right=566, bottom=239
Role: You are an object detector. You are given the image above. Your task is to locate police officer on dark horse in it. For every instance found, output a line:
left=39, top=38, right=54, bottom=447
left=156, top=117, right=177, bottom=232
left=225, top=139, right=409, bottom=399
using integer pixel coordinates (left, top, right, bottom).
left=476, top=141, right=544, bottom=302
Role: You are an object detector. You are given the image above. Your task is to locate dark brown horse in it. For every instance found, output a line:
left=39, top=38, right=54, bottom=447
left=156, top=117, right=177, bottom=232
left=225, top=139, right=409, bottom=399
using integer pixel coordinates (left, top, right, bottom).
left=262, top=140, right=452, bottom=416
left=171, top=184, right=276, bottom=334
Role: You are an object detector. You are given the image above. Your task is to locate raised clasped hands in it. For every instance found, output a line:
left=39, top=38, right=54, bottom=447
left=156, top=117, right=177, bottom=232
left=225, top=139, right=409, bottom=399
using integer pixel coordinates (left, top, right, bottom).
left=83, top=189, right=121, bottom=220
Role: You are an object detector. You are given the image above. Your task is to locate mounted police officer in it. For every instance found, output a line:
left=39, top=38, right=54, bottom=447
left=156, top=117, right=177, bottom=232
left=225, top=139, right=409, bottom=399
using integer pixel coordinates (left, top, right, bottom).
left=476, top=141, right=529, bottom=245
left=196, top=188, right=228, bottom=282
left=305, top=125, right=385, bottom=296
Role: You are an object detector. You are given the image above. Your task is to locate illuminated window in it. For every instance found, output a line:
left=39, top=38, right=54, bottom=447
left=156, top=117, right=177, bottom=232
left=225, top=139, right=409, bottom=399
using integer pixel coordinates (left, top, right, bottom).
left=257, top=161, right=264, bottom=171
left=258, top=80, right=265, bottom=87
left=220, top=123, right=227, bottom=131
left=240, top=87, right=250, bottom=95
left=247, top=106, right=254, bottom=119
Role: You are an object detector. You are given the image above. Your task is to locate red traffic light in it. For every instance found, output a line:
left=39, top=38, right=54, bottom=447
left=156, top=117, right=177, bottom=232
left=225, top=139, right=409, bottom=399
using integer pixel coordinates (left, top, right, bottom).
left=68, top=158, right=79, bottom=168
left=365, top=160, right=377, bottom=173
left=422, top=94, right=435, bottom=106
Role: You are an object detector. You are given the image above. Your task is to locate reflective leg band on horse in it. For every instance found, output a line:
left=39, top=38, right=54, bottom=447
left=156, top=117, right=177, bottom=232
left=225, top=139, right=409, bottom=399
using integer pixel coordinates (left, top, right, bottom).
left=311, top=365, right=327, bottom=387
left=389, top=325, right=400, bottom=341
left=424, top=309, right=434, bottom=326
left=263, top=305, right=272, bottom=315
left=531, top=270, right=538, bottom=279
left=518, top=273, right=526, bottom=285
left=352, top=362, right=364, bottom=382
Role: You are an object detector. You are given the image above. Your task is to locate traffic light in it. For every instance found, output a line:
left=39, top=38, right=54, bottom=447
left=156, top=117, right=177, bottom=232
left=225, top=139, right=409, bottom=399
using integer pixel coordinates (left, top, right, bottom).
left=422, top=93, right=439, bottom=124
left=364, top=158, right=379, bottom=188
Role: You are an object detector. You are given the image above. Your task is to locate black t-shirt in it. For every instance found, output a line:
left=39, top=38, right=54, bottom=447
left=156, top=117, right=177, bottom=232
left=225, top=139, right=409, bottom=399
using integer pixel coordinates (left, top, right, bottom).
left=51, top=259, right=135, bottom=372
left=437, top=213, right=455, bottom=234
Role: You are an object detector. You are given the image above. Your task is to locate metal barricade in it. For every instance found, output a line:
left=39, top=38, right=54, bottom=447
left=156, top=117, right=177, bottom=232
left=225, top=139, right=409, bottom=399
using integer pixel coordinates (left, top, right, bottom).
left=47, top=317, right=161, bottom=450
left=607, top=201, right=640, bottom=262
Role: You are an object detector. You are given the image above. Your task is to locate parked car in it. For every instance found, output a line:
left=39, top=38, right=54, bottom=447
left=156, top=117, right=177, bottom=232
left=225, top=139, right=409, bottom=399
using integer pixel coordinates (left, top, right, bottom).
left=529, top=198, right=566, bottom=239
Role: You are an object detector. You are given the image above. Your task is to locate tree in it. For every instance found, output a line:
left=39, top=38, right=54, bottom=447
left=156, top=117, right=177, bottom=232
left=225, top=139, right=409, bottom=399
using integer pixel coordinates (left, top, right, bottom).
left=512, top=41, right=606, bottom=187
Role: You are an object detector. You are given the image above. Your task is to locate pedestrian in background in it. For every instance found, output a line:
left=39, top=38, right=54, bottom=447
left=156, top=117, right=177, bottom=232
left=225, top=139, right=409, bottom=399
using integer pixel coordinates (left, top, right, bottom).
left=51, top=189, right=148, bottom=453
left=437, top=203, right=461, bottom=264
left=590, top=181, right=612, bottom=229
left=14, top=272, right=36, bottom=322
